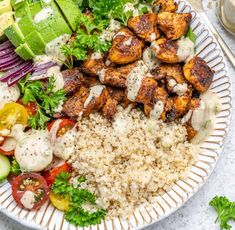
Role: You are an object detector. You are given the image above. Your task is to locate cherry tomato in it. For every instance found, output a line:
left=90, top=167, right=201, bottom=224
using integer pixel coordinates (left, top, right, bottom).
left=7, top=172, right=18, bottom=185
left=0, top=136, right=5, bottom=145
left=12, top=173, right=49, bottom=210
left=0, top=137, right=16, bottom=156
left=0, top=102, right=28, bottom=131
left=43, top=162, right=71, bottom=186
left=47, top=118, right=76, bottom=137
left=49, top=192, right=70, bottom=211
left=18, top=99, right=37, bottom=116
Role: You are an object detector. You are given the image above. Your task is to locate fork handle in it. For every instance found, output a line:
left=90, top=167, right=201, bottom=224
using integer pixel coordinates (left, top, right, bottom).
left=200, top=11, right=235, bottom=68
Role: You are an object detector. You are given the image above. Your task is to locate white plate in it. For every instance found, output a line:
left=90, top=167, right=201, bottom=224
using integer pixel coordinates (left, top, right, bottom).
left=0, top=0, right=232, bottom=229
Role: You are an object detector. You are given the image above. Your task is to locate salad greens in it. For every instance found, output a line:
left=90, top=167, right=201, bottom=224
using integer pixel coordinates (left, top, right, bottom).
left=186, top=27, right=197, bottom=43
left=210, top=196, right=235, bottom=230
left=11, top=157, right=21, bottom=175
left=18, top=75, right=66, bottom=129
left=51, top=172, right=106, bottom=227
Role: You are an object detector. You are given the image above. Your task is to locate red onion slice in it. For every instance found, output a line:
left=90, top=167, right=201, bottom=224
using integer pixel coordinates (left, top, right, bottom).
left=0, top=54, right=19, bottom=65
left=0, top=47, right=15, bottom=57
left=7, top=65, right=34, bottom=86
left=0, top=40, right=13, bottom=51
left=34, top=61, right=57, bottom=71
left=0, top=61, right=33, bottom=83
left=0, top=59, right=24, bottom=72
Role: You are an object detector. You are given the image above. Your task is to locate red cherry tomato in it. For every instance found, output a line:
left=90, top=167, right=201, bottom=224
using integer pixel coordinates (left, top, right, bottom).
left=47, top=118, right=76, bottom=137
left=12, top=173, right=49, bottom=210
left=0, top=137, right=16, bottom=156
left=7, top=172, right=18, bottom=185
left=43, top=162, right=71, bottom=186
left=17, top=99, right=37, bottom=116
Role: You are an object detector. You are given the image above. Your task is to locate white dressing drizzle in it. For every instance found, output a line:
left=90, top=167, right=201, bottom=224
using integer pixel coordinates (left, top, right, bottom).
left=84, top=85, right=106, bottom=108
left=150, top=101, right=164, bottom=120
left=177, top=37, right=195, bottom=63
left=34, top=7, right=54, bottom=24
left=125, top=61, right=149, bottom=102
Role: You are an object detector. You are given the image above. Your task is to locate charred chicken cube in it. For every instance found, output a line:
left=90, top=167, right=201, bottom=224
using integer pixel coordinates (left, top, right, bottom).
left=157, top=12, right=192, bottom=40
left=136, top=77, right=158, bottom=105
left=108, top=27, right=144, bottom=65
left=127, top=13, right=160, bottom=42
left=151, top=38, right=179, bottom=63
left=62, top=68, right=85, bottom=96
left=63, top=85, right=108, bottom=118
left=183, top=57, right=213, bottom=93
left=151, top=37, right=195, bottom=64
left=98, top=63, right=136, bottom=88
left=166, top=95, right=191, bottom=121
left=154, top=0, right=178, bottom=12
left=81, top=53, right=105, bottom=76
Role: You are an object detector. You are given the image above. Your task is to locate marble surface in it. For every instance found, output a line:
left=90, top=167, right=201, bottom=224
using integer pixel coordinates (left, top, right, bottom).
left=1, top=1, right=235, bottom=230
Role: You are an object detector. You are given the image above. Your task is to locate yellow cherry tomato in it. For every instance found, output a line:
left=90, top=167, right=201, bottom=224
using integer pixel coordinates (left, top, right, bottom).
left=49, top=192, right=70, bottom=212
left=0, top=102, right=29, bottom=131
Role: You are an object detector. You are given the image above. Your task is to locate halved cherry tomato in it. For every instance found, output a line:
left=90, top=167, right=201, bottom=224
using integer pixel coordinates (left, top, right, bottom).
left=0, top=102, right=28, bottom=131
left=0, top=136, right=6, bottom=145
left=7, top=172, right=18, bottom=185
left=0, top=137, right=16, bottom=156
left=43, top=162, right=71, bottom=186
left=18, top=99, right=37, bottom=116
left=47, top=118, right=76, bottom=137
left=12, top=173, right=49, bottom=210
left=49, top=192, right=70, bottom=211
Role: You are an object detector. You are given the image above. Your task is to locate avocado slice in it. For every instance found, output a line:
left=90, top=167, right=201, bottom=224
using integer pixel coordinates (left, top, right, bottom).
left=25, top=31, right=46, bottom=55
left=18, top=13, right=36, bottom=36
left=15, top=43, right=35, bottom=60
left=55, top=0, right=80, bottom=31
left=0, top=0, right=12, bottom=14
left=4, top=22, right=25, bottom=47
left=0, top=12, right=14, bottom=37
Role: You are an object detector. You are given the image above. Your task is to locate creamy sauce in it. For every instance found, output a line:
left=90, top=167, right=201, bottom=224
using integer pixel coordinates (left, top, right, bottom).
left=173, top=83, right=188, bottom=96
left=124, top=3, right=139, bottom=17
left=143, top=47, right=160, bottom=70
left=0, top=137, right=16, bottom=152
left=150, top=101, right=164, bottom=120
left=49, top=119, right=76, bottom=160
left=181, top=110, right=193, bottom=124
left=149, top=33, right=157, bottom=42
left=191, top=91, right=222, bottom=144
left=34, top=7, right=54, bottom=24
left=91, top=52, right=103, bottom=60
left=0, top=82, right=20, bottom=108
left=177, top=37, right=195, bottom=63
left=100, top=19, right=121, bottom=42
left=221, top=0, right=235, bottom=29
left=126, top=61, right=149, bottom=102
left=14, top=130, right=53, bottom=172
left=97, top=69, right=106, bottom=83
left=84, top=85, right=106, bottom=108
left=20, top=191, right=35, bottom=210
left=123, top=38, right=132, bottom=46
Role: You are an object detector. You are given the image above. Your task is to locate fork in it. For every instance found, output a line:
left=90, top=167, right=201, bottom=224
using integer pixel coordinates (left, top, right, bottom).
left=187, top=0, right=235, bottom=68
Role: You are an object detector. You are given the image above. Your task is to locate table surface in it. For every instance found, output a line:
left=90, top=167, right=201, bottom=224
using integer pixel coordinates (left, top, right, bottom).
left=1, top=1, right=235, bottom=230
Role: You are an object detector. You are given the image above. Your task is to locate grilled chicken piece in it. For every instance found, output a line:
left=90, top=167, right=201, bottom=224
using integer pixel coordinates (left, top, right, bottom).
left=62, top=68, right=85, bottom=96
left=144, top=86, right=169, bottom=120
left=166, top=95, right=191, bottom=121
left=98, top=63, right=136, bottom=88
left=127, top=13, right=160, bottom=42
left=108, top=27, right=144, bottom=65
left=157, top=12, right=191, bottom=40
left=151, top=38, right=179, bottom=63
left=183, top=98, right=201, bottom=140
left=102, top=88, right=125, bottom=119
left=154, top=63, right=186, bottom=83
left=183, top=57, right=213, bottom=93
left=63, top=85, right=108, bottom=117
left=136, top=77, right=158, bottom=105
left=83, top=77, right=100, bottom=88
left=81, top=53, right=106, bottom=76
left=154, top=0, right=178, bottom=12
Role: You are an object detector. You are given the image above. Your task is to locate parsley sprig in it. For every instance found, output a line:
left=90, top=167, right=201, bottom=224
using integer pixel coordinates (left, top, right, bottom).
left=18, top=75, right=66, bottom=129
left=11, top=157, right=21, bottom=175
left=51, top=172, right=106, bottom=227
left=210, top=196, right=235, bottom=229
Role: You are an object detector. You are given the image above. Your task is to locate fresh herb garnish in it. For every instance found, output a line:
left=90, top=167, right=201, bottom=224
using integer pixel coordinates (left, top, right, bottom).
left=186, top=26, right=197, bottom=43
left=11, top=157, right=21, bottom=175
left=51, top=172, right=106, bottom=227
left=61, top=12, right=111, bottom=63
left=210, top=196, right=235, bottom=230
left=18, top=75, right=66, bottom=129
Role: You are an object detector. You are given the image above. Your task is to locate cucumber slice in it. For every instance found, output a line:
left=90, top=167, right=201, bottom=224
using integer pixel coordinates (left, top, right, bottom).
left=0, top=154, right=11, bottom=181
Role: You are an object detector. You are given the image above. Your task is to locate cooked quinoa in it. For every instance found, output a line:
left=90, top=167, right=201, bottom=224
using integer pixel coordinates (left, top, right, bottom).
left=69, top=106, right=200, bottom=218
